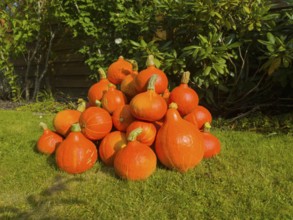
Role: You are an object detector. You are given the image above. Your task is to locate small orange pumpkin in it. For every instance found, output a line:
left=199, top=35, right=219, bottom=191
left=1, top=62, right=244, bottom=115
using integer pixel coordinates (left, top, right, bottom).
left=107, top=56, right=133, bottom=85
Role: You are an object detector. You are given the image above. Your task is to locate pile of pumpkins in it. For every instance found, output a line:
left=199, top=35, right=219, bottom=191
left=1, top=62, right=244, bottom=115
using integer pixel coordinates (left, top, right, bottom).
left=36, top=55, right=221, bottom=181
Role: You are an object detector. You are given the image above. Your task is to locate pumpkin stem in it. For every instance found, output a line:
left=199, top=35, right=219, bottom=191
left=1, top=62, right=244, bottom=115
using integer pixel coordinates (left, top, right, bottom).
left=39, top=122, right=48, bottom=130
left=71, top=123, right=81, bottom=132
left=127, top=59, right=138, bottom=71
left=118, top=55, right=124, bottom=60
left=147, top=74, right=158, bottom=91
left=77, top=98, right=86, bottom=112
left=127, top=127, right=143, bottom=142
left=181, top=71, right=190, bottom=84
left=98, top=67, right=107, bottom=80
left=108, top=83, right=116, bottom=89
left=169, top=102, right=178, bottom=109
left=95, top=100, right=102, bottom=107
left=146, top=54, right=155, bottom=67
left=203, top=122, right=212, bottom=132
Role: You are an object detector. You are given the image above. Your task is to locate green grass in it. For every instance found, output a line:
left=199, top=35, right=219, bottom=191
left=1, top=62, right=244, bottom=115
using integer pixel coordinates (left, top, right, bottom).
left=0, top=109, right=292, bottom=219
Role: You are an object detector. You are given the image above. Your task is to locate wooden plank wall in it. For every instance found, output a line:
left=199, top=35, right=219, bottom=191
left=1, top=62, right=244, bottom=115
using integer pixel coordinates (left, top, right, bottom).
left=13, top=36, right=96, bottom=101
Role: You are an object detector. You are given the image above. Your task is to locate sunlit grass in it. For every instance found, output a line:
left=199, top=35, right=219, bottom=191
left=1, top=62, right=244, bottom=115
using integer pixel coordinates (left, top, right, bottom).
left=0, top=110, right=292, bottom=219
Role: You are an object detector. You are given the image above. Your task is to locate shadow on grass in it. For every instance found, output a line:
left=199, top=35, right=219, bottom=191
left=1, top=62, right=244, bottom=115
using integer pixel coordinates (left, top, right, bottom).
left=0, top=174, right=86, bottom=219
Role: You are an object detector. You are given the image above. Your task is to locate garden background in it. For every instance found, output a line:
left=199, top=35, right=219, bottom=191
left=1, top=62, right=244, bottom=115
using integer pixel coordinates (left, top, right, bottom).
left=0, top=0, right=292, bottom=219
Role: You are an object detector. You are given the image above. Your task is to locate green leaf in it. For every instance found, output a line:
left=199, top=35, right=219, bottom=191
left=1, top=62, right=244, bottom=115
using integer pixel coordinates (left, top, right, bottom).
left=268, top=57, right=281, bottom=75
left=267, top=33, right=275, bottom=44
left=243, top=6, right=251, bottom=14
left=203, top=66, right=212, bottom=76
left=248, top=23, right=254, bottom=31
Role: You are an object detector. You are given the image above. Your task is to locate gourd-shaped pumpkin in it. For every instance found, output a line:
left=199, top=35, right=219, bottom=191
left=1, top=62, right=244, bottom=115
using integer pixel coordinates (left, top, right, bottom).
left=168, top=71, right=199, bottom=116
left=184, top=105, right=212, bottom=130
left=201, top=123, right=221, bottom=158
left=130, top=74, right=167, bottom=122
left=99, top=131, right=127, bottom=166
left=79, top=101, right=112, bottom=141
left=114, top=128, right=157, bottom=181
left=53, top=99, right=86, bottom=136
left=135, top=55, right=168, bottom=94
left=126, top=121, right=157, bottom=146
left=101, top=84, right=128, bottom=114
left=37, top=122, right=63, bottom=154
left=112, top=104, right=136, bottom=132
left=55, top=123, right=98, bottom=174
left=107, top=56, right=133, bottom=85
left=155, top=102, right=204, bottom=173
left=87, top=68, right=110, bottom=106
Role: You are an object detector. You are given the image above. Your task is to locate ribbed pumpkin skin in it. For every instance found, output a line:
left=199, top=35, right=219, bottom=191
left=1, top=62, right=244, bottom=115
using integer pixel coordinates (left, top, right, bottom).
left=202, top=132, right=221, bottom=158
left=155, top=105, right=204, bottom=173
left=184, top=105, right=212, bottom=129
left=107, top=56, right=133, bottom=85
left=101, top=86, right=128, bottom=114
left=37, top=123, right=63, bottom=154
left=53, top=110, right=81, bottom=136
left=79, top=106, right=112, bottom=141
left=126, top=121, right=157, bottom=146
left=55, top=128, right=97, bottom=174
left=112, top=105, right=135, bottom=132
left=114, top=141, right=157, bottom=180
left=99, top=131, right=127, bottom=166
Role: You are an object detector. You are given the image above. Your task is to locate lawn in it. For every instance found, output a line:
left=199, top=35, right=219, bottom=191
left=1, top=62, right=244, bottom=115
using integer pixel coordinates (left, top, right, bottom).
left=0, top=109, right=292, bottom=219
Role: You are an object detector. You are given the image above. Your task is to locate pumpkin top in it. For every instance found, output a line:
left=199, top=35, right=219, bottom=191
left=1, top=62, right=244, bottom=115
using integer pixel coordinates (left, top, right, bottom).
left=203, top=122, right=212, bottom=132
left=127, top=59, right=138, bottom=71
left=127, top=127, right=143, bottom=142
left=77, top=98, right=86, bottom=112
left=181, top=71, right=191, bottom=84
left=95, top=100, right=102, bottom=107
left=71, top=123, right=81, bottom=132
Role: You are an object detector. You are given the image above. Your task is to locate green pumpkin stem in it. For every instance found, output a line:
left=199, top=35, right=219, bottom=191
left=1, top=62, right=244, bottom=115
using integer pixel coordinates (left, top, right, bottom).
left=98, top=67, right=107, bottom=80
left=39, top=122, right=48, bottom=130
left=95, top=100, right=102, bottom=107
left=203, top=122, right=212, bottom=132
left=77, top=98, right=86, bottom=112
left=181, top=71, right=190, bottom=84
left=127, top=127, right=143, bottom=142
left=147, top=74, right=158, bottom=91
left=71, top=123, right=81, bottom=132
left=127, top=59, right=138, bottom=71
left=169, top=102, right=178, bottom=109
left=146, top=54, right=155, bottom=67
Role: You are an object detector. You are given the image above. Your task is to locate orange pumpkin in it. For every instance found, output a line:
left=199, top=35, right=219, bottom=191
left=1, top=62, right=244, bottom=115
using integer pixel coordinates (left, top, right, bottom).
left=55, top=123, right=97, bottom=174
left=135, top=55, right=168, bottom=94
left=184, top=105, right=212, bottom=130
left=130, top=74, right=167, bottom=122
left=112, top=105, right=136, bottom=132
left=120, top=60, right=139, bottom=98
left=79, top=101, right=112, bottom=141
left=114, top=128, right=157, bottom=180
left=37, top=122, right=63, bottom=154
left=126, top=120, right=157, bottom=146
left=155, top=103, right=204, bottom=173
left=201, top=123, right=221, bottom=158
left=53, top=109, right=81, bottom=137
left=107, top=56, right=133, bottom=85
left=168, top=71, right=199, bottom=116
left=87, top=68, right=110, bottom=106
left=101, top=84, right=128, bottom=114
left=99, top=131, right=127, bottom=166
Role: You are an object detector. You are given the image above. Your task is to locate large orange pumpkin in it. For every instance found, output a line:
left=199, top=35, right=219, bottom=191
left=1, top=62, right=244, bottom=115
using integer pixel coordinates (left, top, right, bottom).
left=155, top=103, right=204, bottom=173
left=55, top=123, right=98, bottom=174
